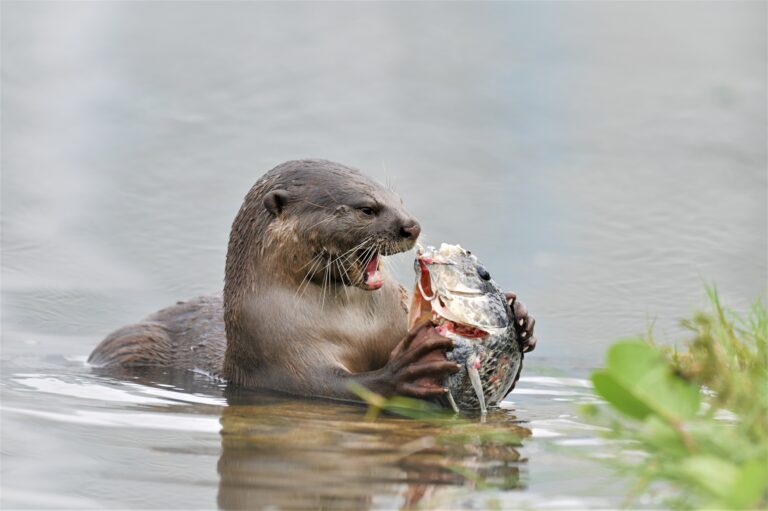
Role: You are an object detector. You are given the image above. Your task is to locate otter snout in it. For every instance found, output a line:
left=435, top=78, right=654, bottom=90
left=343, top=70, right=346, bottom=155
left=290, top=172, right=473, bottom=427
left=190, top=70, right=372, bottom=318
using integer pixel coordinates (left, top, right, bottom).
left=400, top=222, right=421, bottom=240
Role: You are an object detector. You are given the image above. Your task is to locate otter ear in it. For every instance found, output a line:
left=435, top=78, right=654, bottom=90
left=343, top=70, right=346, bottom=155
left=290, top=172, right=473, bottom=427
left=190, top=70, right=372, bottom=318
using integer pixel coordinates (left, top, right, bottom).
left=263, top=189, right=290, bottom=216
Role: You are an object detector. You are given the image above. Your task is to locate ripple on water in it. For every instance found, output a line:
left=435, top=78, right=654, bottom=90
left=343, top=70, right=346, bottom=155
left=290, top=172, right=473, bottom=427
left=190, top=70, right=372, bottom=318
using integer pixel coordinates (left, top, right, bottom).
left=1, top=362, right=623, bottom=509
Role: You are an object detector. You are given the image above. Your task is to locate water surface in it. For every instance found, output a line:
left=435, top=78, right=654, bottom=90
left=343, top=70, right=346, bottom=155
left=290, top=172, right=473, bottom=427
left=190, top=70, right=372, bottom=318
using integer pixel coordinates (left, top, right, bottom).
left=2, top=1, right=766, bottom=509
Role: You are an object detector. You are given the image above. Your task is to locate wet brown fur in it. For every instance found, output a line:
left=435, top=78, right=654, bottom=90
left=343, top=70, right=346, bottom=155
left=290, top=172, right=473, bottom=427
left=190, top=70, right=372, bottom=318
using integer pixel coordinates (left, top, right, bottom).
left=89, top=160, right=419, bottom=398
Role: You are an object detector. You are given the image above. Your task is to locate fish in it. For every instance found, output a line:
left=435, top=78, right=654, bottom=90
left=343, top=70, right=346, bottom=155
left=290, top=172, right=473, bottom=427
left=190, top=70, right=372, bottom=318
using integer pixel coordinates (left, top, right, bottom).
left=408, top=243, right=522, bottom=415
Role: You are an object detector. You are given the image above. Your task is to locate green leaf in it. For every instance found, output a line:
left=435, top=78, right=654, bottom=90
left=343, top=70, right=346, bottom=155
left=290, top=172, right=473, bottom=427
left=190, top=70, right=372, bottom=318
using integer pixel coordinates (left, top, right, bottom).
left=639, top=415, right=688, bottom=457
left=677, top=455, right=739, bottom=500
left=722, top=459, right=768, bottom=509
left=606, top=338, right=661, bottom=385
left=633, top=365, right=701, bottom=421
left=592, top=370, right=654, bottom=420
left=382, top=397, right=452, bottom=420
left=593, top=340, right=700, bottom=423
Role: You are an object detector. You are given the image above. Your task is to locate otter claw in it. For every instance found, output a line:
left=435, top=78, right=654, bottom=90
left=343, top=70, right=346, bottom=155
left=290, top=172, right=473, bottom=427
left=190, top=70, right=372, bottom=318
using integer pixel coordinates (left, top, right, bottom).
left=399, top=383, right=448, bottom=398
left=506, top=292, right=537, bottom=353
left=402, top=360, right=460, bottom=379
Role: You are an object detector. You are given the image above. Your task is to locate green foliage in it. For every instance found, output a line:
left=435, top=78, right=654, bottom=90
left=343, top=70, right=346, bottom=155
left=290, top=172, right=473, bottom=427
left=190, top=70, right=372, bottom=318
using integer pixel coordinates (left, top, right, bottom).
left=347, top=382, right=457, bottom=421
left=588, top=288, right=768, bottom=509
left=348, top=382, right=526, bottom=446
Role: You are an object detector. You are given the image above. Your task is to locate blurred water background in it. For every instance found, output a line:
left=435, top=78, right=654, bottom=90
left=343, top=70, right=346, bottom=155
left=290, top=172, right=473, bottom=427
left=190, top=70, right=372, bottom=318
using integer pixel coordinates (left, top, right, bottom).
left=2, top=1, right=766, bottom=509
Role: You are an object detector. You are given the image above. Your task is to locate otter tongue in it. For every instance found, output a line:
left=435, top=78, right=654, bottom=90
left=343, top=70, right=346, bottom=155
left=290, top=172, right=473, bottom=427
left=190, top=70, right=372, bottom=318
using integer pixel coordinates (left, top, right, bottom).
left=364, top=254, right=383, bottom=289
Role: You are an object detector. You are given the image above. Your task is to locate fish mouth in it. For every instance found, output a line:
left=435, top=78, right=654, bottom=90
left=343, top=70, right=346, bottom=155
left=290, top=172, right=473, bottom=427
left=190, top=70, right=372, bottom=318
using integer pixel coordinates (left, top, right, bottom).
left=408, top=258, right=491, bottom=339
left=434, top=317, right=489, bottom=339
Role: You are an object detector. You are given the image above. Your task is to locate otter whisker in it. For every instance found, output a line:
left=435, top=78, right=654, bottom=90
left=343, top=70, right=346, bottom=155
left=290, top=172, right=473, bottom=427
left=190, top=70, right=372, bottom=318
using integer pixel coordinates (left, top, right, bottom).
left=338, top=238, right=374, bottom=271
left=321, top=256, right=333, bottom=310
left=295, top=269, right=319, bottom=299
left=297, top=250, right=326, bottom=272
left=341, top=251, right=359, bottom=278
left=297, top=256, right=323, bottom=293
left=354, top=244, right=377, bottom=284
left=319, top=261, right=327, bottom=309
left=320, top=247, right=343, bottom=309
left=295, top=252, right=326, bottom=298
left=297, top=235, right=371, bottom=299
left=334, top=258, right=351, bottom=301
left=336, top=236, right=373, bottom=259
left=358, top=244, right=381, bottom=285
left=352, top=246, right=374, bottom=284
left=331, top=238, right=373, bottom=277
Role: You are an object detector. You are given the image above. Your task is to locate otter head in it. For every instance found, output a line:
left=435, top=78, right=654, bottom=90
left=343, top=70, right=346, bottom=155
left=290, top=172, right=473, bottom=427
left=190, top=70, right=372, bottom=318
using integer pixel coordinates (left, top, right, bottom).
left=260, top=159, right=420, bottom=291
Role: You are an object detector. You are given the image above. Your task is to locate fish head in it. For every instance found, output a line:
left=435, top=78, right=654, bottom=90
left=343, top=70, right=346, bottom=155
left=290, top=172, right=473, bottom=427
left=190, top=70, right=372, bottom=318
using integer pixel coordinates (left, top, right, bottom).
left=408, top=243, right=511, bottom=338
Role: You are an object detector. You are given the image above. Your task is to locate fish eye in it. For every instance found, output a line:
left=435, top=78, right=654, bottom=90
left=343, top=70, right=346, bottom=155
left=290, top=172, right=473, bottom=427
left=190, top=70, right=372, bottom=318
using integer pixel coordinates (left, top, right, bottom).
left=477, top=266, right=491, bottom=281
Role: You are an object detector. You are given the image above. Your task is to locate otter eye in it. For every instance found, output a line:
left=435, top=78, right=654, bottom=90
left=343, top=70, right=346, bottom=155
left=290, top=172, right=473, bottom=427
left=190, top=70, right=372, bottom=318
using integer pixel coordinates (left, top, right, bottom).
left=359, top=207, right=375, bottom=216
left=477, top=266, right=491, bottom=281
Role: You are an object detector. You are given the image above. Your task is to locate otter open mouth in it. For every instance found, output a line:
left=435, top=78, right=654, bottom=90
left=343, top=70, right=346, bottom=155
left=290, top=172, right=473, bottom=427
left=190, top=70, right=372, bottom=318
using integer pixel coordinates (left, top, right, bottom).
left=361, top=252, right=383, bottom=290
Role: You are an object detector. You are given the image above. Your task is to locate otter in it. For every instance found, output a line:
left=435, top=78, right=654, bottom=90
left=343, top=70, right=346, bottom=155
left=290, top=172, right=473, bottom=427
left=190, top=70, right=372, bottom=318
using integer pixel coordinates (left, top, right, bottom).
left=89, top=159, right=536, bottom=400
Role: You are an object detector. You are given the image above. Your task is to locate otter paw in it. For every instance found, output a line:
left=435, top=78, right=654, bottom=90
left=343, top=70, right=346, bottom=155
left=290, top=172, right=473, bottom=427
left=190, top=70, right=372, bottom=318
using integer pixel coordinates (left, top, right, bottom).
left=385, top=320, right=460, bottom=397
left=505, top=292, right=537, bottom=353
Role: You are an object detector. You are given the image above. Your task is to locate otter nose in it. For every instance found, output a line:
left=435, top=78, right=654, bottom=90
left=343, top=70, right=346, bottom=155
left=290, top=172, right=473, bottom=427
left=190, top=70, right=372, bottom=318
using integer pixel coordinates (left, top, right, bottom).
left=400, top=222, right=421, bottom=240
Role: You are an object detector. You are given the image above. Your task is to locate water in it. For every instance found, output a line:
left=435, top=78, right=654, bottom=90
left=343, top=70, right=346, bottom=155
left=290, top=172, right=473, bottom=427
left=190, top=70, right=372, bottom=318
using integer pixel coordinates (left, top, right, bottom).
left=2, top=2, right=765, bottom=509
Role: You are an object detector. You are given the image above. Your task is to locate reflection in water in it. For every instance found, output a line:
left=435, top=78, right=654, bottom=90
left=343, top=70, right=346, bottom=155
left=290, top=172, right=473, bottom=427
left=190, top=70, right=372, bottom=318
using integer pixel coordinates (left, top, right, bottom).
left=19, top=366, right=530, bottom=509
left=1, top=358, right=615, bottom=509
left=217, top=389, right=529, bottom=510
